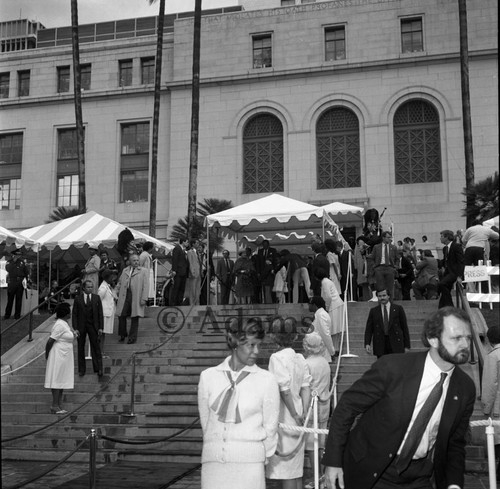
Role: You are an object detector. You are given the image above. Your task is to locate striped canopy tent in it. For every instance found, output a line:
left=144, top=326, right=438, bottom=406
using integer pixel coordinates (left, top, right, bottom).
left=19, top=211, right=174, bottom=253
left=0, top=225, right=39, bottom=251
left=320, top=201, right=364, bottom=221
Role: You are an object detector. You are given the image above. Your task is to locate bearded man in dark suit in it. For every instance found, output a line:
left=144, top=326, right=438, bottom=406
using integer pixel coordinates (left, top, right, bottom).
left=323, top=307, right=475, bottom=489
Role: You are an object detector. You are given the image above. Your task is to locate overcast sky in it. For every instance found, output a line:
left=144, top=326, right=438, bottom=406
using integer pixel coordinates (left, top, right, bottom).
left=1, top=0, right=238, bottom=28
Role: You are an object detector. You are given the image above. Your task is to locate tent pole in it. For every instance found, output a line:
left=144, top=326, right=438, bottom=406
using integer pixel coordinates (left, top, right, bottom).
left=206, top=220, right=210, bottom=305
left=322, top=212, right=325, bottom=241
left=48, top=250, right=52, bottom=293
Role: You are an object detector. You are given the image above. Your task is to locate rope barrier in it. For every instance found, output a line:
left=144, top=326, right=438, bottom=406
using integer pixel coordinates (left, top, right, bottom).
left=3, top=436, right=89, bottom=489
left=1, top=351, right=45, bottom=377
left=100, top=417, right=200, bottom=445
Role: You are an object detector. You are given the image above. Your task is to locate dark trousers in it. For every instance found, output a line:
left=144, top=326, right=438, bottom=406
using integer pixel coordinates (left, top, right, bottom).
left=170, top=274, right=187, bottom=306
left=373, top=457, right=433, bottom=489
left=77, top=323, right=102, bottom=374
left=118, top=289, right=140, bottom=340
left=377, top=335, right=393, bottom=358
left=220, top=278, right=231, bottom=305
left=438, top=273, right=457, bottom=308
left=374, top=265, right=396, bottom=298
left=464, top=246, right=485, bottom=266
left=5, top=283, right=24, bottom=318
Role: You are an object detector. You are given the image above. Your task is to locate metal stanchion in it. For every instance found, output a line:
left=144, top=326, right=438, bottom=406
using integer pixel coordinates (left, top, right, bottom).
left=313, top=395, right=319, bottom=489
left=89, top=428, right=97, bottom=489
left=123, top=353, right=136, bottom=417
left=27, top=311, right=33, bottom=342
left=486, top=420, right=498, bottom=489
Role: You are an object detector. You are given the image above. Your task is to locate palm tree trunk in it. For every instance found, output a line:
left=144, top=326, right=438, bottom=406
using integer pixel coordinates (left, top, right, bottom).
left=458, top=0, right=474, bottom=228
left=70, top=0, right=86, bottom=210
left=149, top=0, right=165, bottom=237
left=187, top=0, right=202, bottom=241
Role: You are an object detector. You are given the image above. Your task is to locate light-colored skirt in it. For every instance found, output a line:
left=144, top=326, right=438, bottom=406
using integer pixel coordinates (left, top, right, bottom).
left=202, top=461, right=265, bottom=489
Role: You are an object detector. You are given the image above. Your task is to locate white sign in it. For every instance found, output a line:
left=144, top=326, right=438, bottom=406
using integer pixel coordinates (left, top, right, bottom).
left=0, top=259, right=7, bottom=288
left=463, top=265, right=489, bottom=283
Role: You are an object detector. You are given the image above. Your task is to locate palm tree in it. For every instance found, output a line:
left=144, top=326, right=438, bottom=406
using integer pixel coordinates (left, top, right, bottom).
left=47, top=206, right=87, bottom=223
left=170, top=198, right=232, bottom=252
left=186, top=0, right=202, bottom=240
left=462, top=172, right=499, bottom=224
left=70, top=0, right=86, bottom=210
left=148, top=0, right=166, bottom=237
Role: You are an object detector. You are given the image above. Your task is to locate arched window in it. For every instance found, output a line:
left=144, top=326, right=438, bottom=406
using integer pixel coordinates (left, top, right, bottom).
left=243, top=113, right=283, bottom=194
left=394, top=100, right=442, bottom=184
left=316, top=107, right=360, bottom=189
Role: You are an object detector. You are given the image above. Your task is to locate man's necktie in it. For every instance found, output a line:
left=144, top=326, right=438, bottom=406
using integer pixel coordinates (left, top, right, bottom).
left=394, top=372, right=448, bottom=473
left=443, top=246, right=448, bottom=266
left=225, top=259, right=229, bottom=272
left=383, top=304, right=389, bottom=334
left=385, top=244, right=390, bottom=266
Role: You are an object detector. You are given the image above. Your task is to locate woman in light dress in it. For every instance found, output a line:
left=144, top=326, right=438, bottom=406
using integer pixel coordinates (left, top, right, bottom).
left=273, top=263, right=288, bottom=304
left=198, top=318, right=280, bottom=489
left=97, top=269, right=118, bottom=357
left=139, top=241, right=155, bottom=301
left=266, top=317, right=312, bottom=489
left=302, top=332, right=331, bottom=489
left=315, top=268, right=344, bottom=353
left=44, top=302, right=77, bottom=414
left=324, top=239, right=342, bottom=294
left=482, top=325, right=500, bottom=478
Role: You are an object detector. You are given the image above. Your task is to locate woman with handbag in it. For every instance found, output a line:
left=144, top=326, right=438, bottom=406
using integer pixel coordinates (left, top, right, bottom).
left=44, top=302, right=78, bottom=414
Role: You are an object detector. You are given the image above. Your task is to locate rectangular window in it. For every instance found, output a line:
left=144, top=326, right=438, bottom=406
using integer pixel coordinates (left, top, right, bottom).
left=252, top=34, right=272, bottom=69
left=57, top=66, right=70, bottom=93
left=0, top=133, right=23, bottom=210
left=141, top=57, right=155, bottom=85
left=325, top=26, right=346, bottom=61
left=0, top=179, right=21, bottom=210
left=57, top=175, right=79, bottom=206
left=281, top=0, right=295, bottom=5
left=0, top=73, right=10, bottom=98
left=18, top=70, right=30, bottom=96
left=401, top=17, right=423, bottom=53
left=81, top=64, right=91, bottom=90
left=57, top=128, right=83, bottom=206
left=120, top=122, right=150, bottom=202
left=119, top=59, right=133, bottom=87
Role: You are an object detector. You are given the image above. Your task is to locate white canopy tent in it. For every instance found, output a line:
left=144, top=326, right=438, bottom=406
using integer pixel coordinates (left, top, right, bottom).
left=483, top=215, right=499, bottom=229
left=0, top=225, right=39, bottom=251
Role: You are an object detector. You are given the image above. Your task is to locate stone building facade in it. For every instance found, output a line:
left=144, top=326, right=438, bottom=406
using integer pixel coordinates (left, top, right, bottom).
left=0, top=0, right=497, bottom=245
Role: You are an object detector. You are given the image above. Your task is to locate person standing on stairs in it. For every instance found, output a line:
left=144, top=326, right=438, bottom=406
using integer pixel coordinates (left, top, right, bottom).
left=323, top=307, right=476, bottom=489
left=198, top=317, right=280, bottom=489
left=116, top=254, right=149, bottom=344
left=45, top=302, right=76, bottom=414
left=364, top=288, right=410, bottom=358
left=72, top=280, right=104, bottom=377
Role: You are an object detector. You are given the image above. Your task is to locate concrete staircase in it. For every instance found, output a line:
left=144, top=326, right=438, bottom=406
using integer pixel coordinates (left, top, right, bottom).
left=0, top=301, right=489, bottom=474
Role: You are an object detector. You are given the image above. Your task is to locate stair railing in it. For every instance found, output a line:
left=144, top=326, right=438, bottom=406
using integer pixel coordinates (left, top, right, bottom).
left=0, top=277, right=80, bottom=342
left=455, top=282, right=486, bottom=378
left=124, top=301, right=198, bottom=417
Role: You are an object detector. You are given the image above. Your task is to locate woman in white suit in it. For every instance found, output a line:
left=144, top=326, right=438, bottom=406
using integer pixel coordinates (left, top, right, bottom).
left=97, top=269, right=118, bottom=356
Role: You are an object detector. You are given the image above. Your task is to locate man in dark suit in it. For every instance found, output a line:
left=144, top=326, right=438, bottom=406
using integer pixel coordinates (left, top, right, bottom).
left=169, top=237, right=189, bottom=306
left=336, top=241, right=352, bottom=300
left=438, top=229, right=465, bottom=308
left=323, top=307, right=476, bottom=489
left=215, top=249, right=234, bottom=305
left=4, top=249, right=29, bottom=320
left=310, top=242, right=330, bottom=296
left=364, top=288, right=410, bottom=358
left=72, top=280, right=104, bottom=377
left=255, top=240, right=278, bottom=303
left=371, top=231, right=398, bottom=299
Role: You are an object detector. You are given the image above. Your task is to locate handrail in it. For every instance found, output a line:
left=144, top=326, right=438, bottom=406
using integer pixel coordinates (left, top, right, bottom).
left=455, top=282, right=485, bottom=376
left=0, top=277, right=81, bottom=339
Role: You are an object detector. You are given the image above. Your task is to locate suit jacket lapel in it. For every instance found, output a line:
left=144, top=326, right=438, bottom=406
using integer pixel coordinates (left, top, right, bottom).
left=400, top=353, right=427, bottom=429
